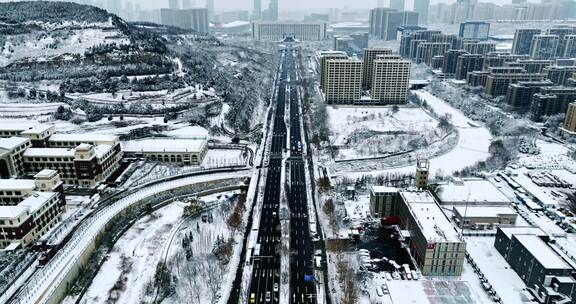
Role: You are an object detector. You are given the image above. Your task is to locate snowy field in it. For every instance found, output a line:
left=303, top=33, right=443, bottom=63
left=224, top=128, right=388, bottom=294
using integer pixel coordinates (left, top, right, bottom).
left=326, top=105, right=448, bottom=161
left=332, top=90, right=492, bottom=178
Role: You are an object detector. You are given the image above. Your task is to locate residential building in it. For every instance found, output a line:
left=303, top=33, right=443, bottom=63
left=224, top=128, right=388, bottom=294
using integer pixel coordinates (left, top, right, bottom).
left=369, top=186, right=400, bottom=217
left=485, top=69, right=545, bottom=96
left=322, top=58, right=363, bottom=104
left=467, top=70, right=490, bottom=87
left=462, top=41, right=495, bottom=55
left=442, top=49, right=468, bottom=76
left=371, top=55, right=411, bottom=104
left=544, top=66, right=576, bottom=86
left=0, top=137, right=31, bottom=178
left=562, top=35, right=576, bottom=58
left=529, top=35, right=560, bottom=60
left=455, top=54, right=484, bottom=80
left=362, top=48, right=393, bottom=88
left=431, top=55, right=444, bottom=70
left=531, top=86, right=576, bottom=120
left=400, top=11, right=419, bottom=26
left=318, top=51, right=348, bottom=90
left=504, top=81, right=553, bottom=111
left=458, top=21, right=490, bottom=40
left=390, top=0, right=405, bottom=10
left=0, top=169, right=64, bottom=206
left=511, top=29, right=541, bottom=55
left=564, top=102, right=576, bottom=133
left=494, top=228, right=575, bottom=289
left=547, top=27, right=576, bottom=58
left=506, top=59, right=553, bottom=74
left=415, top=42, right=450, bottom=65
left=123, top=138, right=208, bottom=165
left=252, top=22, right=327, bottom=41
left=160, top=8, right=209, bottom=34
left=399, top=191, right=465, bottom=276
left=483, top=53, right=529, bottom=70
left=452, top=206, right=517, bottom=230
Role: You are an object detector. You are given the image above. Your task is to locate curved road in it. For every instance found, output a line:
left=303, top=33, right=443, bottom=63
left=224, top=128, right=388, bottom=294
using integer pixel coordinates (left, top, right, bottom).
left=10, top=171, right=250, bottom=304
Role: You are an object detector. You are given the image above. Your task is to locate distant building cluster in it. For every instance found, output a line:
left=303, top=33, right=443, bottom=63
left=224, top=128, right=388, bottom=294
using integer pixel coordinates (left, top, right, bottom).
left=318, top=48, right=411, bottom=105
left=369, top=8, right=419, bottom=41
left=402, top=26, right=576, bottom=125
left=251, top=22, right=327, bottom=41
left=160, top=8, right=209, bottom=34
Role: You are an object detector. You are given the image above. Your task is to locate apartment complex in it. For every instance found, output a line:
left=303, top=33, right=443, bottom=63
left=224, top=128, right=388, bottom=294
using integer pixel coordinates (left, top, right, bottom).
left=0, top=169, right=65, bottom=249
left=160, top=8, right=209, bottom=34
left=370, top=55, right=411, bottom=103
left=564, top=102, right=576, bottom=133
left=252, top=22, right=327, bottom=41
left=322, top=58, right=363, bottom=104
left=369, top=8, right=418, bottom=41
left=505, top=80, right=553, bottom=110
left=512, top=29, right=542, bottom=55
left=458, top=21, right=490, bottom=40
left=531, top=86, right=576, bottom=121
left=362, top=48, right=393, bottom=88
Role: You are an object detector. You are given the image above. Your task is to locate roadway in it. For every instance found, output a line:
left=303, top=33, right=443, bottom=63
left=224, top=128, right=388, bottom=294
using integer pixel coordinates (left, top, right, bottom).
left=247, top=49, right=288, bottom=304
left=287, top=48, right=316, bottom=304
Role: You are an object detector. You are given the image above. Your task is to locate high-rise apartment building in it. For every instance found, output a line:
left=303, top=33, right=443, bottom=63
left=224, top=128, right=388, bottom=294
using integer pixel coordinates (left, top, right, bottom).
left=562, top=35, right=576, bottom=58
left=504, top=80, right=553, bottom=111
left=442, top=49, right=468, bottom=76
left=531, top=86, right=576, bottom=121
left=369, top=8, right=403, bottom=40
left=415, top=42, right=450, bottom=65
left=414, top=0, right=430, bottom=24
left=323, top=58, right=363, bottom=104
left=459, top=21, right=490, bottom=40
left=370, top=55, right=411, bottom=104
left=205, top=0, right=214, bottom=20
left=253, top=0, right=261, bottom=20
left=563, top=102, right=576, bottom=133
left=319, top=51, right=349, bottom=91
left=547, top=27, right=576, bottom=57
left=160, top=8, right=209, bottom=34
left=362, top=48, right=393, bottom=88
left=511, top=29, right=541, bottom=55
left=529, top=35, right=560, bottom=60
left=455, top=54, right=484, bottom=80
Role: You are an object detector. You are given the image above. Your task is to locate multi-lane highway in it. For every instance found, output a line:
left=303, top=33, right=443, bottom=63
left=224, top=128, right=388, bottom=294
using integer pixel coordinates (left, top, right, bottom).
left=286, top=49, right=316, bottom=304
left=248, top=49, right=288, bottom=304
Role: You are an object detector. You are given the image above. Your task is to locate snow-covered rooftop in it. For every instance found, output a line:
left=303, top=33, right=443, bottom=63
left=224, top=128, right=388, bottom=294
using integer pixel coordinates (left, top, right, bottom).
left=0, top=121, right=36, bottom=131
left=123, top=138, right=207, bottom=153
left=513, top=234, right=570, bottom=270
left=48, top=133, right=118, bottom=143
left=437, top=179, right=511, bottom=205
left=499, top=226, right=547, bottom=239
left=34, top=169, right=58, bottom=179
left=0, top=137, right=29, bottom=150
left=20, top=124, right=54, bottom=135
left=0, top=179, right=36, bottom=191
left=0, top=205, right=29, bottom=219
left=93, top=144, right=113, bottom=158
left=222, top=21, right=250, bottom=28
left=369, top=185, right=398, bottom=194
left=400, top=191, right=460, bottom=243
left=0, top=191, right=56, bottom=219
left=24, top=148, right=75, bottom=158
left=453, top=206, right=517, bottom=218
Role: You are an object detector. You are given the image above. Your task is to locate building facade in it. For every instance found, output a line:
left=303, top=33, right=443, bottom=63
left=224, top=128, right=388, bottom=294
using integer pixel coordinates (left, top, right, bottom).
left=362, top=48, right=393, bottom=88
left=529, top=35, right=560, bottom=60
left=123, top=138, right=208, bottom=165
left=0, top=137, right=31, bottom=178
left=252, top=22, right=327, bottom=41
left=564, top=102, right=576, bottom=133
left=370, top=55, right=411, bottom=104
left=459, top=21, right=490, bottom=40
left=322, top=58, right=363, bottom=104
left=511, top=29, right=541, bottom=55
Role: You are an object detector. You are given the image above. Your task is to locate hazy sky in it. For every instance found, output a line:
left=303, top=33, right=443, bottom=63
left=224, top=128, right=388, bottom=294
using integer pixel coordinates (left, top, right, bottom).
left=0, top=0, right=526, bottom=11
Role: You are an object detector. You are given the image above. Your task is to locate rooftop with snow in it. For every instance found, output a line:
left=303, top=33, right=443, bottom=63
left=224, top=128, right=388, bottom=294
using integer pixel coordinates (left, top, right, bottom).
left=122, top=137, right=208, bottom=153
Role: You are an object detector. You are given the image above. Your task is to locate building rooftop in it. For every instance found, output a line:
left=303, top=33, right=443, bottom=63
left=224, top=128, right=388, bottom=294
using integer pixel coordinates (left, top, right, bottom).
left=123, top=138, right=207, bottom=154
left=19, top=191, right=57, bottom=213
left=0, top=121, right=37, bottom=132
left=0, top=179, right=35, bottom=191
left=34, top=169, right=58, bottom=179
left=0, top=205, right=29, bottom=219
left=437, top=179, right=511, bottom=205
left=400, top=191, right=460, bottom=243
left=453, top=206, right=517, bottom=218
left=513, top=234, right=570, bottom=270
left=93, top=144, right=113, bottom=158
left=48, top=133, right=118, bottom=143
left=19, top=124, right=54, bottom=135
left=24, top=148, right=75, bottom=158
left=369, top=185, right=398, bottom=194
left=499, top=226, right=547, bottom=240
left=0, top=137, right=29, bottom=150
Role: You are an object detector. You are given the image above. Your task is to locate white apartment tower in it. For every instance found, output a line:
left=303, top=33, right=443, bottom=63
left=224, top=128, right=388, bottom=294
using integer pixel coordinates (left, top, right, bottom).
left=371, top=55, right=411, bottom=104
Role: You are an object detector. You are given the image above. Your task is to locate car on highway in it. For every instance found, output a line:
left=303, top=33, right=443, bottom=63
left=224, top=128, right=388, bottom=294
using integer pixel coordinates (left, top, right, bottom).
left=250, top=293, right=256, bottom=303
left=274, top=283, right=279, bottom=292
left=266, top=291, right=271, bottom=302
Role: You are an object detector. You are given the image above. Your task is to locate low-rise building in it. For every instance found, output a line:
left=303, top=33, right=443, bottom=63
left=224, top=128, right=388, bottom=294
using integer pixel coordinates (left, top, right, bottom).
left=369, top=186, right=400, bottom=218
left=452, top=206, right=517, bottom=230
left=122, top=138, right=209, bottom=165
left=0, top=122, right=55, bottom=147
left=436, top=178, right=512, bottom=206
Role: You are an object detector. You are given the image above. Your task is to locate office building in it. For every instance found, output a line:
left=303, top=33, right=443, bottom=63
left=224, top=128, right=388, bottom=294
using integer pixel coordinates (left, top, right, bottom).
left=455, top=54, right=484, bottom=80
left=544, top=66, right=576, bottom=86
left=390, top=0, right=405, bottom=10
left=512, top=29, right=541, bottom=55
left=563, top=102, right=576, bottom=133
left=369, top=8, right=403, bottom=40
left=160, top=8, right=209, bottom=34
left=494, top=228, right=574, bottom=289
left=252, top=22, right=327, bottom=41
left=414, top=0, right=430, bottom=24
left=123, top=138, right=208, bottom=165
left=0, top=137, right=31, bottom=178
left=442, top=49, right=468, bottom=76
left=529, top=35, right=560, bottom=60
left=504, top=81, right=553, bottom=111
left=318, top=51, right=349, bottom=90
left=334, top=33, right=369, bottom=57
left=362, top=48, right=393, bottom=88
left=371, top=55, right=411, bottom=104
left=168, top=0, right=180, bottom=9
left=398, top=191, right=465, bottom=276
left=459, top=21, right=490, bottom=40
left=253, top=0, right=261, bottom=20
left=322, top=58, right=363, bottom=104
left=369, top=186, right=400, bottom=217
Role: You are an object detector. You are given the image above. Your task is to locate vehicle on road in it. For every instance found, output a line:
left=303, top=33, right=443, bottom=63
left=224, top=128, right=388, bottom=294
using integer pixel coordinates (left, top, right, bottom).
left=265, top=291, right=271, bottom=302
left=250, top=293, right=256, bottom=303
left=274, top=283, right=279, bottom=292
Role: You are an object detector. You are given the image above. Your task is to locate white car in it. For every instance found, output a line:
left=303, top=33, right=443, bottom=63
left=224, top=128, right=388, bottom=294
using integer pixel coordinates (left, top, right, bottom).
left=274, top=283, right=279, bottom=292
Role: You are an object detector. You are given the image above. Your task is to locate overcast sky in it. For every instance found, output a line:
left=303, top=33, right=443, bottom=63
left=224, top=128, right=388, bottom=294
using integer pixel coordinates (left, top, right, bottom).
left=0, top=0, right=527, bottom=11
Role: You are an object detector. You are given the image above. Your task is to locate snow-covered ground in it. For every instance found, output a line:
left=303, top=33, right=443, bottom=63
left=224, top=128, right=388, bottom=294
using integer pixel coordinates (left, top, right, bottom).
left=332, top=90, right=492, bottom=178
